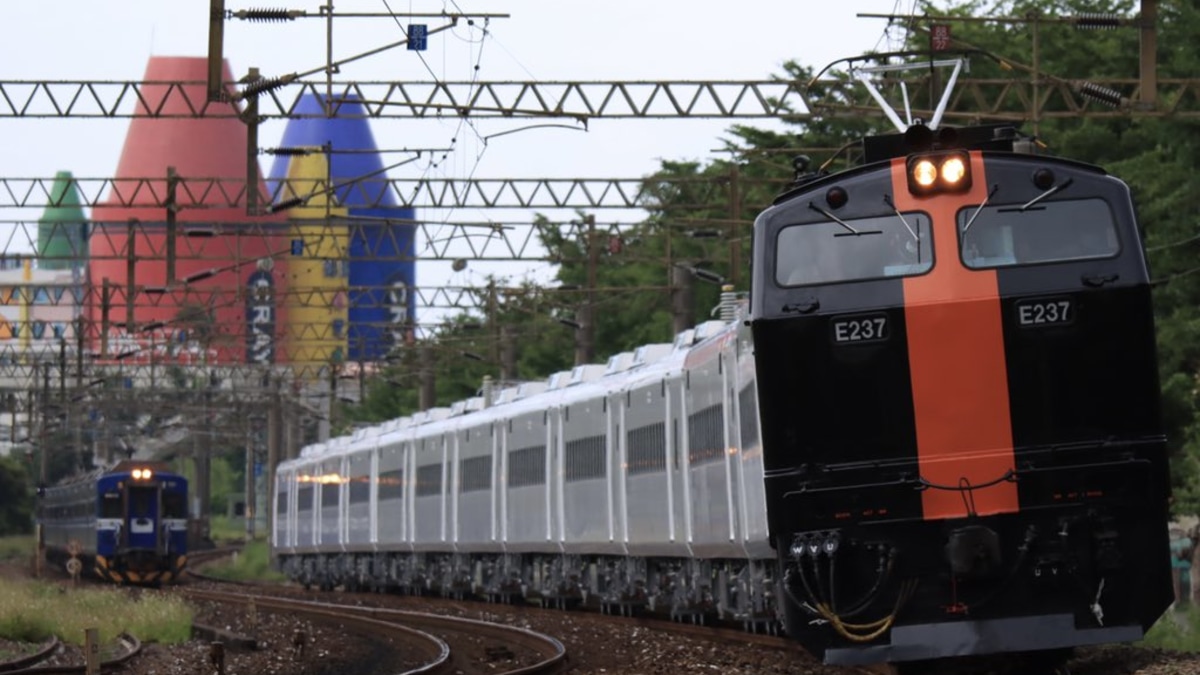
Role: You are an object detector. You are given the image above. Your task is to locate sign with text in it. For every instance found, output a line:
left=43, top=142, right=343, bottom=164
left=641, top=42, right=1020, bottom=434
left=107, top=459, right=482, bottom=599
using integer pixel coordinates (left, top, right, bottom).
left=931, top=24, right=952, bottom=51
left=408, top=24, right=428, bottom=51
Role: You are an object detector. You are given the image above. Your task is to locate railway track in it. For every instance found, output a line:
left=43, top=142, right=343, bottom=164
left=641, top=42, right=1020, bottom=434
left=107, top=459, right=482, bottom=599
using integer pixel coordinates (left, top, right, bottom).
left=184, top=560, right=1073, bottom=675
left=180, top=587, right=569, bottom=675
left=0, top=634, right=140, bottom=675
left=187, top=564, right=897, bottom=675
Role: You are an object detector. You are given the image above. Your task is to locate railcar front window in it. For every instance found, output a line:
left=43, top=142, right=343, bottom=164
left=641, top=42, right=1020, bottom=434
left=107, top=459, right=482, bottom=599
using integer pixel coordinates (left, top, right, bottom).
left=775, top=212, right=933, bottom=286
left=129, top=487, right=154, bottom=518
left=101, top=492, right=121, bottom=518
left=958, top=198, right=1118, bottom=268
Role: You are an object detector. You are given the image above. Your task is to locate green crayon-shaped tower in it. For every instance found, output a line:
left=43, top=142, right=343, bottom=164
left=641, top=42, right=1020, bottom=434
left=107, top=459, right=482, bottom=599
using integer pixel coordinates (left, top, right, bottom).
left=37, top=171, right=88, bottom=270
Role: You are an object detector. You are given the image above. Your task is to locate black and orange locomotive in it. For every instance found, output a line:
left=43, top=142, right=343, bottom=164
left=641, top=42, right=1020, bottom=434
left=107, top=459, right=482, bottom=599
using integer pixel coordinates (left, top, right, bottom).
left=750, top=125, right=1173, bottom=666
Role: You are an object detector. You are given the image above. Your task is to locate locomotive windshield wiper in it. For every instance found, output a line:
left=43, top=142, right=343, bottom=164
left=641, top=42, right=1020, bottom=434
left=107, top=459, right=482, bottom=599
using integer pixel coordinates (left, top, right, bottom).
left=1015, top=177, right=1074, bottom=212
left=808, top=202, right=882, bottom=237
left=960, top=184, right=1000, bottom=237
left=882, top=194, right=918, bottom=241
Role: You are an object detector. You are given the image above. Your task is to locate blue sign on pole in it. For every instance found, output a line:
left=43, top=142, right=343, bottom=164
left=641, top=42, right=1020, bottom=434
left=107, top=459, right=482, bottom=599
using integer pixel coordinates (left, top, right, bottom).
left=407, top=24, right=428, bottom=51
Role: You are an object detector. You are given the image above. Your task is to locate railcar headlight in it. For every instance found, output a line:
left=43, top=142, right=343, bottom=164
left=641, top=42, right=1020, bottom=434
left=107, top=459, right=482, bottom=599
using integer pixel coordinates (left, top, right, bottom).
left=906, top=150, right=972, bottom=195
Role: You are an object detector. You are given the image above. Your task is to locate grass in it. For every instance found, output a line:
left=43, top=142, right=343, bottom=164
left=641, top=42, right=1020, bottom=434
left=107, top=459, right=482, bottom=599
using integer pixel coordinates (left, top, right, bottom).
left=0, top=536, right=34, bottom=563
left=1140, top=604, right=1200, bottom=652
left=208, top=515, right=250, bottom=545
left=201, top=540, right=286, bottom=583
left=0, top=578, right=193, bottom=645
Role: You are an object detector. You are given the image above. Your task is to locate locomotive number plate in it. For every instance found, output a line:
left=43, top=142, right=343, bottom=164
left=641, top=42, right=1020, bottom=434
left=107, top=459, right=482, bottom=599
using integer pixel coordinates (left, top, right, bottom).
left=831, top=314, right=889, bottom=344
left=1016, top=298, right=1073, bottom=327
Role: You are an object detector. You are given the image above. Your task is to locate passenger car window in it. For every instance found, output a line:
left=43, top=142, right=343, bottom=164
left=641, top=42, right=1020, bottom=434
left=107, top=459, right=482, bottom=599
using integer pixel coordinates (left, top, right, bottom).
left=958, top=198, right=1118, bottom=268
left=775, top=212, right=933, bottom=286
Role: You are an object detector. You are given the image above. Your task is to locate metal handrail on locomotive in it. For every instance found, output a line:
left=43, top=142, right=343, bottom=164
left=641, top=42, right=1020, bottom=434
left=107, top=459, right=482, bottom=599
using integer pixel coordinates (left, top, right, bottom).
left=39, top=460, right=189, bottom=585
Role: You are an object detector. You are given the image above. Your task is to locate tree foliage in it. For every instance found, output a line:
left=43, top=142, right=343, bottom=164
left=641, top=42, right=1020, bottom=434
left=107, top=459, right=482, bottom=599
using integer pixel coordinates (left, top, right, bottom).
left=0, top=456, right=32, bottom=535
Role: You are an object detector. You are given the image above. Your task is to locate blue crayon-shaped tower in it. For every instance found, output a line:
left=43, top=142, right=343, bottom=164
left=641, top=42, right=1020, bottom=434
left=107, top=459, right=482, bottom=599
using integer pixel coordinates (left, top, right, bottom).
left=268, top=94, right=416, bottom=363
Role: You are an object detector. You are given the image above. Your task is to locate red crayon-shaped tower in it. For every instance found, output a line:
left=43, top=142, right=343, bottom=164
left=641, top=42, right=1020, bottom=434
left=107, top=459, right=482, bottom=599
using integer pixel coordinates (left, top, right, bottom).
left=87, top=56, right=288, bottom=367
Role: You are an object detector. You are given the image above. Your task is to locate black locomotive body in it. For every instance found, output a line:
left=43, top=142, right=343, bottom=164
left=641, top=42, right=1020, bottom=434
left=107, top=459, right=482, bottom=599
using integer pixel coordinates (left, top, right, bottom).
left=750, top=126, right=1173, bottom=665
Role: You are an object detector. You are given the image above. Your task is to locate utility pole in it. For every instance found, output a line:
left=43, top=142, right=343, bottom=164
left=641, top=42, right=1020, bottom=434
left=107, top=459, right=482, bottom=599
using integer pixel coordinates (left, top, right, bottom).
left=100, top=279, right=111, bottom=359
left=1140, top=0, right=1158, bottom=107
left=486, top=280, right=499, bottom=367
left=500, top=324, right=517, bottom=382
left=38, top=362, right=49, bottom=486
left=165, top=167, right=178, bottom=284
left=242, top=67, right=261, bottom=215
left=671, top=264, right=695, bottom=335
left=266, top=377, right=282, bottom=532
left=575, top=215, right=598, bottom=366
left=194, top=383, right=212, bottom=544
left=418, top=346, right=436, bottom=411
left=125, top=219, right=137, bottom=332
left=728, top=163, right=742, bottom=288
left=244, top=419, right=256, bottom=540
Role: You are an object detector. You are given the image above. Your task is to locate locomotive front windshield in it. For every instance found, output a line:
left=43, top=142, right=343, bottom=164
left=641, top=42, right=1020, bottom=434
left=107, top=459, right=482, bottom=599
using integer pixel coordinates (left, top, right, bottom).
left=775, top=212, right=933, bottom=286
left=958, top=197, right=1119, bottom=268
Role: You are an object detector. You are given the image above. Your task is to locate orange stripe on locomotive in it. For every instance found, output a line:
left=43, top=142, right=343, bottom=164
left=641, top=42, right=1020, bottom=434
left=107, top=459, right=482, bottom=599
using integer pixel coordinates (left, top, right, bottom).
left=892, top=154, right=1019, bottom=520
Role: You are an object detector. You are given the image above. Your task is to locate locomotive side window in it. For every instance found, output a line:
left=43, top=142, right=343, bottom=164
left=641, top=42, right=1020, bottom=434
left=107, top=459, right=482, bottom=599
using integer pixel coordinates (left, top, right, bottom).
left=958, top=197, right=1118, bottom=268
left=775, top=212, right=932, bottom=286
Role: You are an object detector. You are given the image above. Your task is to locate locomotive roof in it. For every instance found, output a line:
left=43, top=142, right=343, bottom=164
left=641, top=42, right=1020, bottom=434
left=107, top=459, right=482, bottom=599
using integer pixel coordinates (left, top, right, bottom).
left=776, top=123, right=1108, bottom=205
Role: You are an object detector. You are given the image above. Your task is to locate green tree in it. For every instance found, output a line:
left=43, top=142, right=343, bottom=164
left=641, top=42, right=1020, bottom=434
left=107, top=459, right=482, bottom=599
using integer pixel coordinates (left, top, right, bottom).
left=0, top=456, right=33, bottom=535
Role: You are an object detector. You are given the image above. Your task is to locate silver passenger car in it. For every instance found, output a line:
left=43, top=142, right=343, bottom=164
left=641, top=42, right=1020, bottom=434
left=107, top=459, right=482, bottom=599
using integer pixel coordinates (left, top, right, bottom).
left=274, top=313, right=776, bottom=623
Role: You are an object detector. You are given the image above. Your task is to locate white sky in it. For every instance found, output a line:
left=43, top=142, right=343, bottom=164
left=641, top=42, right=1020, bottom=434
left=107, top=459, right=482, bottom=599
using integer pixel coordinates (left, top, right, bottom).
left=0, top=0, right=907, bottom=325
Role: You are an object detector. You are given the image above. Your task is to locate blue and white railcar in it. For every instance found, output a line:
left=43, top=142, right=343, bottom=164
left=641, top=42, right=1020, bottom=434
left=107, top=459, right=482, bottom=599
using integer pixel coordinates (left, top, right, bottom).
left=40, top=460, right=188, bottom=585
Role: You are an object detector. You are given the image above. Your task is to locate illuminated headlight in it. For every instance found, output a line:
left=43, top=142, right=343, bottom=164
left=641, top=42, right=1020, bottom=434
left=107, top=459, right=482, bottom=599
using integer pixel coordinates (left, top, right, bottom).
left=906, top=151, right=972, bottom=195
left=912, top=159, right=938, bottom=188
left=941, top=156, right=967, bottom=185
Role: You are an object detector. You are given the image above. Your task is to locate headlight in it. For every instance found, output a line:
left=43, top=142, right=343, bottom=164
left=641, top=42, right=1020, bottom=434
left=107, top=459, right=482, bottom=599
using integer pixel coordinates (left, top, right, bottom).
left=911, top=159, right=938, bottom=188
left=941, top=156, right=967, bottom=185
left=906, top=150, right=972, bottom=195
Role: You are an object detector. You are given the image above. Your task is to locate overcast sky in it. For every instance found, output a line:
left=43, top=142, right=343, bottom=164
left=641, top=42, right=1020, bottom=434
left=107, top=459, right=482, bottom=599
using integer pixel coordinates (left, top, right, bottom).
left=0, top=1, right=907, bottom=323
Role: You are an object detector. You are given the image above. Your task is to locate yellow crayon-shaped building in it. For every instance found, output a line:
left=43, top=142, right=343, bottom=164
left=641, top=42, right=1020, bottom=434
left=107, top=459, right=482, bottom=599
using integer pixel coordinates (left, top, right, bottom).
left=281, top=152, right=349, bottom=379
